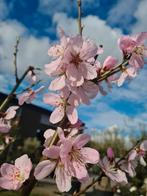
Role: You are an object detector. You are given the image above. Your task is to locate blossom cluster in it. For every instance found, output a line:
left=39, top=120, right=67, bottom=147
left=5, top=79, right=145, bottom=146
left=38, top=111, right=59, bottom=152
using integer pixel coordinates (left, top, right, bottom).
left=99, top=141, right=147, bottom=185
left=44, top=32, right=147, bottom=125
left=0, top=31, right=147, bottom=194
left=34, top=127, right=99, bottom=192
left=0, top=106, right=18, bottom=133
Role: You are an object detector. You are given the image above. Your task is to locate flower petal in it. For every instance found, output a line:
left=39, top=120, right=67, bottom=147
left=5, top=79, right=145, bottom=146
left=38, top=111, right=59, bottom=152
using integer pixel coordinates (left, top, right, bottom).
left=66, top=106, right=78, bottom=125
left=55, top=164, right=72, bottom=192
left=81, top=147, right=99, bottom=164
left=49, top=75, right=66, bottom=91
left=73, top=134, right=90, bottom=149
left=50, top=106, right=64, bottom=124
left=34, top=160, right=56, bottom=180
left=43, top=93, right=61, bottom=106
left=15, top=154, right=32, bottom=180
left=140, top=140, right=147, bottom=151
left=42, top=146, right=60, bottom=159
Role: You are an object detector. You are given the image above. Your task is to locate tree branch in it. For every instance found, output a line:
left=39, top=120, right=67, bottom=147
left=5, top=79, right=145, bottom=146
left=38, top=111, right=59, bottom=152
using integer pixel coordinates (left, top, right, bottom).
left=0, top=66, right=34, bottom=112
left=77, top=0, right=82, bottom=36
left=13, top=37, right=20, bottom=83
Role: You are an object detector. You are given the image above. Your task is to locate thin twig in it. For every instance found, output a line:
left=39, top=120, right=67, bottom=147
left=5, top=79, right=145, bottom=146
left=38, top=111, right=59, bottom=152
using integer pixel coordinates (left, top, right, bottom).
left=15, top=80, right=42, bottom=95
left=73, top=172, right=103, bottom=196
left=77, top=0, right=82, bottom=36
left=13, top=37, right=20, bottom=83
left=0, top=66, right=34, bottom=112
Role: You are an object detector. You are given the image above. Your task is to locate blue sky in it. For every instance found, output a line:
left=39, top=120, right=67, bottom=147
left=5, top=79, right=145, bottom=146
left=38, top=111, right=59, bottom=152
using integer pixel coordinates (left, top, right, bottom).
left=0, top=0, right=147, bottom=134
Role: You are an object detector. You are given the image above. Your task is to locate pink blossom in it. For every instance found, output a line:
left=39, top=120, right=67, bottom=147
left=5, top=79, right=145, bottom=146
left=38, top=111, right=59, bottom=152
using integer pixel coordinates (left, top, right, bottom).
left=0, top=119, right=11, bottom=133
left=69, top=81, right=99, bottom=105
left=43, top=92, right=78, bottom=124
left=0, top=154, right=32, bottom=190
left=99, top=156, right=127, bottom=184
left=43, top=129, right=55, bottom=147
left=0, top=106, right=19, bottom=133
left=63, top=36, right=98, bottom=85
left=119, top=150, right=138, bottom=177
left=4, top=106, right=19, bottom=120
left=119, top=32, right=147, bottom=69
left=117, top=67, right=136, bottom=86
left=18, top=86, right=44, bottom=105
left=45, top=35, right=100, bottom=89
left=35, top=128, right=99, bottom=192
left=119, top=140, right=147, bottom=176
left=59, top=131, right=100, bottom=182
left=34, top=145, right=72, bottom=192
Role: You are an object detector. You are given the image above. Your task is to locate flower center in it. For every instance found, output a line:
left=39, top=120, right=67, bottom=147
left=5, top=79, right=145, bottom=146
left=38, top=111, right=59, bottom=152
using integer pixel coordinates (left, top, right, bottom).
left=70, top=54, right=83, bottom=66
left=134, top=46, right=144, bottom=55
left=70, top=149, right=84, bottom=165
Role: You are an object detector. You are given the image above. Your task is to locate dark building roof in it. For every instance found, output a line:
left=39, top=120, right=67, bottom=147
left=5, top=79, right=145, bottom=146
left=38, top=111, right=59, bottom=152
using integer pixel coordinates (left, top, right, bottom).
left=0, top=92, right=55, bottom=140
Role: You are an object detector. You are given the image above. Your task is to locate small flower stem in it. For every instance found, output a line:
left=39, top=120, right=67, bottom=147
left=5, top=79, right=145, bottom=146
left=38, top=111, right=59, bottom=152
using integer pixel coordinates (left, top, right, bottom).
left=0, top=66, right=34, bottom=112
left=77, top=0, right=82, bottom=36
left=97, top=59, right=129, bottom=83
left=73, top=172, right=103, bottom=196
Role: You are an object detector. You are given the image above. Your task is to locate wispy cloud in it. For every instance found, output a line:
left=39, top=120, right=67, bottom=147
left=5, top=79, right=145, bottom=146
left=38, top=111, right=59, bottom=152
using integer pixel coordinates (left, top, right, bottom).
left=107, top=0, right=139, bottom=32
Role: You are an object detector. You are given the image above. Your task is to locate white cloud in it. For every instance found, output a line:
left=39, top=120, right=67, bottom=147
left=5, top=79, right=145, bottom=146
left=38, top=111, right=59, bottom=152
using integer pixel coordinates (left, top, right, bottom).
left=0, top=20, right=50, bottom=76
left=107, top=0, right=139, bottom=29
left=132, top=0, right=147, bottom=33
left=53, top=13, right=123, bottom=60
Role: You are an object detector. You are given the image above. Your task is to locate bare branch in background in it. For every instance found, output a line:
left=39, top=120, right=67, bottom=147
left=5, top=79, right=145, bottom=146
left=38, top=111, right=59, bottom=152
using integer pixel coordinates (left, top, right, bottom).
left=77, top=0, right=83, bottom=36
left=13, top=37, right=20, bottom=83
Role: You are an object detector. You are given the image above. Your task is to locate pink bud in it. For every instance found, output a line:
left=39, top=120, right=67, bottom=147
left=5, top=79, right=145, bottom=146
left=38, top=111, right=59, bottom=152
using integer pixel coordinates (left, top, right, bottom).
left=107, top=147, right=114, bottom=160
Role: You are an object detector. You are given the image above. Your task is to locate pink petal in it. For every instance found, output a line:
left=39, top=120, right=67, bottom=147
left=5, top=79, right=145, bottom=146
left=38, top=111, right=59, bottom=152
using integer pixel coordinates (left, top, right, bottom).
left=140, top=156, right=146, bottom=166
left=44, top=58, right=61, bottom=76
left=117, top=72, right=127, bottom=86
left=103, top=56, right=117, bottom=69
left=34, top=160, right=56, bottom=180
left=18, top=93, right=29, bottom=105
left=44, top=129, right=55, bottom=140
left=60, top=140, right=72, bottom=162
left=0, top=120, right=11, bottom=133
left=0, top=177, right=21, bottom=190
left=140, top=140, right=147, bottom=151
left=49, top=75, right=66, bottom=91
left=72, top=160, right=88, bottom=180
left=135, top=32, right=147, bottom=45
left=50, top=106, right=64, bottom=124
left=15, top=154, right=32, bottom=180
left=66, top=106, right=78, bottom=125
left=118, top=36, right=136, bottom=53
left=107, top=147, right=115, bottom=160
left=80, top=63, right=97, bottom=80
left=42, top=146, right=60, bottom=159
left=80, top=40, right=97, bottom=60
left=81, top=147, right=100, bottom=164
left=83, top=81, right=98, bottom=99
left=128, top=150, right=137, bottom=161
left=55, top=164, right=72, bottom=192
left=66, top=64, right=84, bottom=86
left=43, top=93, right=61, bottom=106
left=5, top=106, right=19, bottom=120
left=73, top=134, right=90, bottom=149
left=77, top=88, right=90, bottom=105
left=0, top=163, right=15, bottom=177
